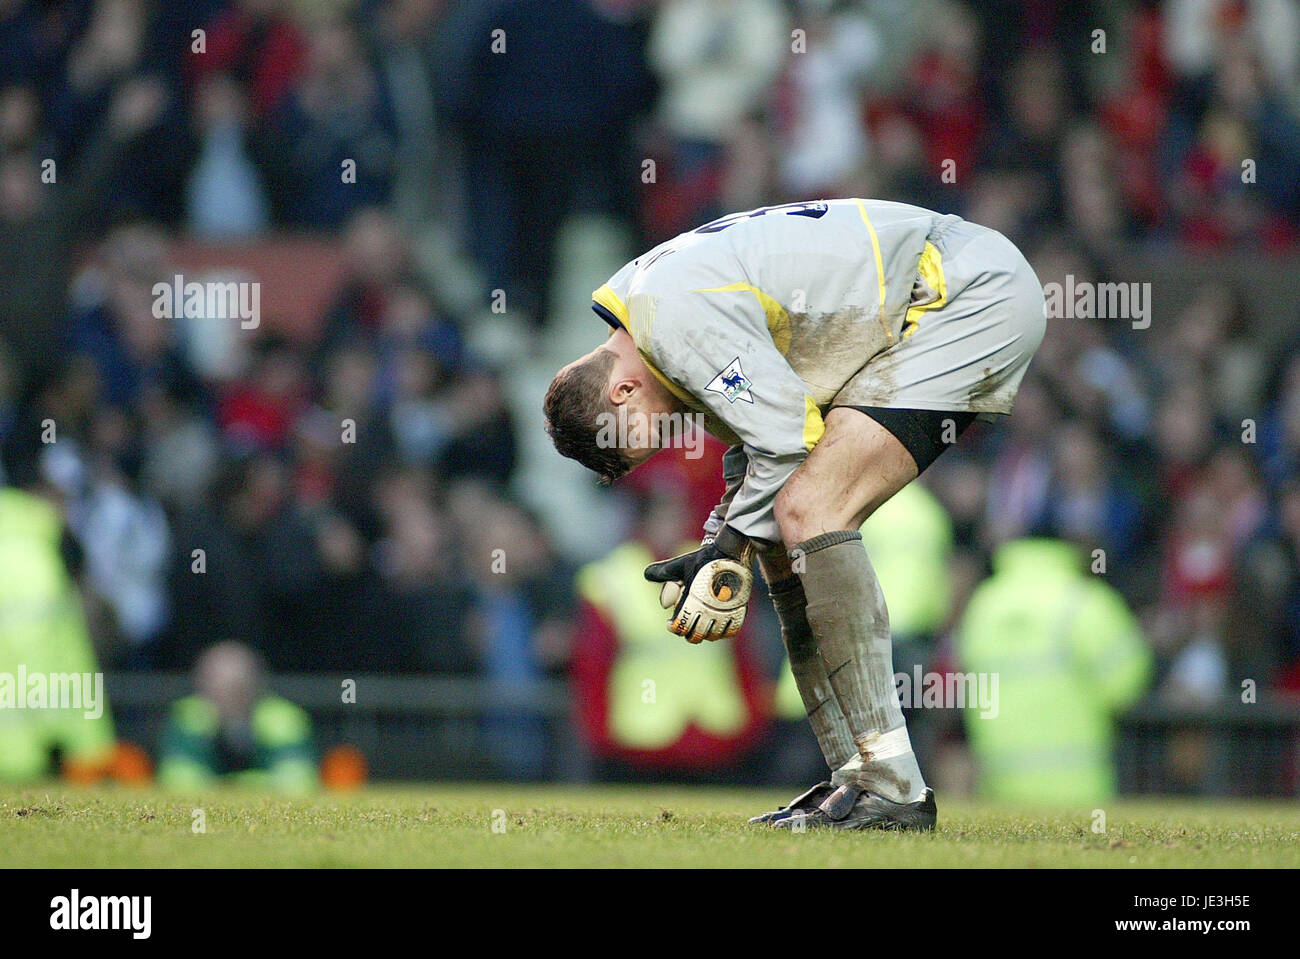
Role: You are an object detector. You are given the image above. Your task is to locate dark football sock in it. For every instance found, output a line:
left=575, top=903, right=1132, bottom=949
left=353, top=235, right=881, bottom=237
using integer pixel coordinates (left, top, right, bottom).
left=767, top=574, right=857, bottom=772
left=793, top=531, right=926, bottom=803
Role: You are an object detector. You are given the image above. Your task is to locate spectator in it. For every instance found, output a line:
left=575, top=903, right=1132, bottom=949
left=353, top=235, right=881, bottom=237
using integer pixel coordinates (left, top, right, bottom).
left=366, top=0, right=450, bottom=225
left=369, top=467, right=476, bottom=672
left=1043, top=422, right=1145, bottom=568
left=185, top=73, right=272, bottom=239
left=436, top=0, right=655, bottom=324
left=51, top=0, right=187, bottom=219
left=70, top=405, right=171, bottom=663
left=317, top=206, right=418, bottom=355
left=188, top=0, right=307, bottom=121
left=261, top=17, right=398, bottom=227
left=458, top=490, right=576, bottom=779
left=0, top=76, right=166, bottom=391
left=158, top=640, right=318, bottom=793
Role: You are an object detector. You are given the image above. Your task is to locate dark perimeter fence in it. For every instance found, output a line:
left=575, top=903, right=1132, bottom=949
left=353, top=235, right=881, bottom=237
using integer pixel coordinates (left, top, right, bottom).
left=106, top=674, right=1300, bottom=796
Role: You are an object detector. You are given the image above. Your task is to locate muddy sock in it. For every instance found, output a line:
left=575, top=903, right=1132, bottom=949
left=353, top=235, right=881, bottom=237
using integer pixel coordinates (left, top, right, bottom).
left=792, top=531, right=926, bottom=803
left=768, top=574, right=857, bottom=772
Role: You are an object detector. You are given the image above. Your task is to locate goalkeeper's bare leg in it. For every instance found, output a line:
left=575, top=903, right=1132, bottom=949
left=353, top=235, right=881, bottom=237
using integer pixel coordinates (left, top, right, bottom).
left=766, top=406, right=940, bottom=831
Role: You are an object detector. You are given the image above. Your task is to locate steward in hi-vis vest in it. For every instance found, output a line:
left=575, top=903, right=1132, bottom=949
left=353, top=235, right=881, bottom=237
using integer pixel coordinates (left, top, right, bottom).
left=158, top=641, right=317, bottom=794
left=572, top=540, right=767, bottom=771
left=0, top=488, right=115, bottom=783
left=957, top=539, right=1151, bottom=804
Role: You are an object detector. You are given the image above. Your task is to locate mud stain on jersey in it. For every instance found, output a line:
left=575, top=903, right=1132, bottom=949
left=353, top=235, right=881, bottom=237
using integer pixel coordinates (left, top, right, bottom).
left=965, top=365, right=1002, bottom=412
left=830, top=340, right=901, bottom=408
left=783, top=305, right=894, bottom=405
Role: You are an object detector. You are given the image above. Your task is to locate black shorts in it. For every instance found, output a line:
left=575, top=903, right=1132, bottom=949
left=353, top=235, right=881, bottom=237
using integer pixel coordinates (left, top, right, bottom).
left=837, top=406, right=977, bottom=473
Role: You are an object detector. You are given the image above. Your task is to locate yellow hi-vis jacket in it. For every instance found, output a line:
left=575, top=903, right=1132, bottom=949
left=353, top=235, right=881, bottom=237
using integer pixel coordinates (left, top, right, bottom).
left=575, top=541, right=750, bottom=751
left=0, top=488, right=114, bottom=782
left=158, top=693, right=318, bottom=794
left=860, top=482, right=953, bottom=638
left=956, top=539, right=1151, bottom=805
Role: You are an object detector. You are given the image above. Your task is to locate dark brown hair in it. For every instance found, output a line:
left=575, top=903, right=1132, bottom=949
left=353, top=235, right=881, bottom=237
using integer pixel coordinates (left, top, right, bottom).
left=543, top=349, right=632, bottom=484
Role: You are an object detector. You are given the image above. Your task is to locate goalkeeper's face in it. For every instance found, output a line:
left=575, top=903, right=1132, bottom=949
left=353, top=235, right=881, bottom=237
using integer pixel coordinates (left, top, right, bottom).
left=544, top=341, right=675, bottom=483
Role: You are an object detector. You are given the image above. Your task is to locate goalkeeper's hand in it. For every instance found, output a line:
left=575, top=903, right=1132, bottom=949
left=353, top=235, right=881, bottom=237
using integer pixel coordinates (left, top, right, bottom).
left=643, top=525, right=754, bottom=643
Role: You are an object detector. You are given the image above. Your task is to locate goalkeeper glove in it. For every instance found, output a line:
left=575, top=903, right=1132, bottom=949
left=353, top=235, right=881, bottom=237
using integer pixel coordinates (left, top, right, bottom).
left=643, top=525, right=754, bottom=643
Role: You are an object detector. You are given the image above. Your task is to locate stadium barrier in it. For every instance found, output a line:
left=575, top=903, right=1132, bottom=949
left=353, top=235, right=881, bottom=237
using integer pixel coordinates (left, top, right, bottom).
left=1116, top=697, right=1300, bottom=797
left=105, top=674, right=1300, bottom=794
left=106, top=672, right=584, bottom=781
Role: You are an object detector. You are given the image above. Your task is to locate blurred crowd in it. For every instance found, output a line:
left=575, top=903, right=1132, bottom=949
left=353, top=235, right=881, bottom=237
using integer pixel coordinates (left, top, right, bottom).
left=1, top=0, right=1299, bottom=787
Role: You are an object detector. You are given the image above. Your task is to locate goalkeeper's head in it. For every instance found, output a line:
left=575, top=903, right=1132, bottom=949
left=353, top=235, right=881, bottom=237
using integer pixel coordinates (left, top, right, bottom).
left=543, top=333, right=681, bottom=484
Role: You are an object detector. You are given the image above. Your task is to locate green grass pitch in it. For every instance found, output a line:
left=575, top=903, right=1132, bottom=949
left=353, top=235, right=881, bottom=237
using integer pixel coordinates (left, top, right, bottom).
left=3, top=784, right=1299, bottom=868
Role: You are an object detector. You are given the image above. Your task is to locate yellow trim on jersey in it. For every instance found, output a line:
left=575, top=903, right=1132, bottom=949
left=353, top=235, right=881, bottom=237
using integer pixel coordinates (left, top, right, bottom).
left=903, top=241, right=947, bottom=340
left=854, top=199, right=893, bottom=345
left=693, top=282, right=792, bottom=355
left=593, top=284, right=630, bottom=327
left=619, top=289, right=702, bottom=411
left=803, top=395, right=825, bottom=451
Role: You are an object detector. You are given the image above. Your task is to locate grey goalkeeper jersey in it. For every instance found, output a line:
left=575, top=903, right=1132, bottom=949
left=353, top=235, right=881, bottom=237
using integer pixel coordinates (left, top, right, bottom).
left=590, top=199, right=969, bottom=546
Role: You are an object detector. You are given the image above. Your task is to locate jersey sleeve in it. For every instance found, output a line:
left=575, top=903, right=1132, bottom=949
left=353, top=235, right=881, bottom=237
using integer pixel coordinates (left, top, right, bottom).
left=635, top=289, right=825, bottom=547
left=702, top=445, right=747, bottom=541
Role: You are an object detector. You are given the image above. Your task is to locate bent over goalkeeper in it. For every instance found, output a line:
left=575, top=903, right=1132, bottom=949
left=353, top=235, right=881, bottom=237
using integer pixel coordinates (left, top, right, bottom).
left=544, top=199, right=1045, bottom=831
